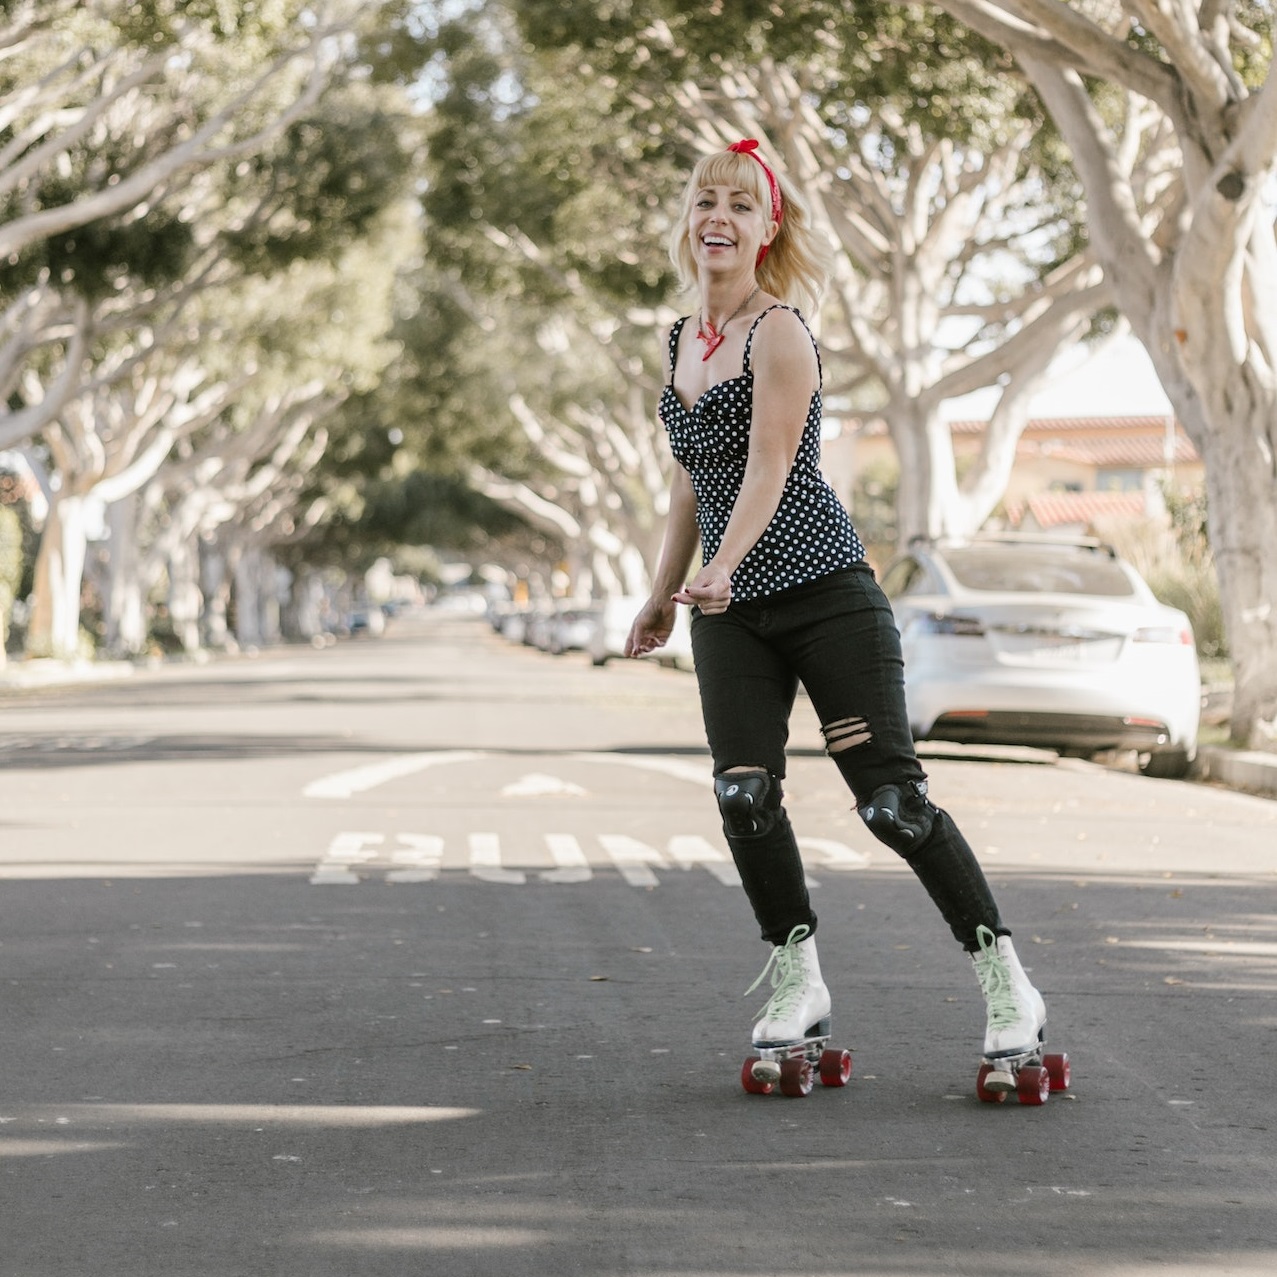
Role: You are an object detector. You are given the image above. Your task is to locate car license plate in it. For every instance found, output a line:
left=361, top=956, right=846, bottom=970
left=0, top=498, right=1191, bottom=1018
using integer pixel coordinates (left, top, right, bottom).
left=994, top=633, right=1122, bottom=663
left=1015, top=640, right=1122, bottom=663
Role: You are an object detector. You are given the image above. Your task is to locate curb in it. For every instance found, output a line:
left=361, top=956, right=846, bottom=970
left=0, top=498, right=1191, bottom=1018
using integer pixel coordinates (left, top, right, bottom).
left=1194, top=744, right=1277, bottom=798
left=0, top=659, right=136, bottom=689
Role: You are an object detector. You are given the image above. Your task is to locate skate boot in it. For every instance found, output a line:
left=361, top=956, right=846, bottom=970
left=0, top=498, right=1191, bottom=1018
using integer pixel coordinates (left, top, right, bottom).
left=739, top=925, right=851, bottom=1097
left=972, top=924, right=1069, bottom=1105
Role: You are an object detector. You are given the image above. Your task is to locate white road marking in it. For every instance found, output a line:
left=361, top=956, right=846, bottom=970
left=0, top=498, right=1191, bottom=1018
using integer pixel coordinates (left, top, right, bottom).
left=542, top=833, right=593, bottom=883
left=304, top=749, right=715, bottom=801
left=307, top=831, right=866, bottom=889
left=666, top=834, right=741, bottom=886
left=303, top=751, right=488, bottom=799
left=566, top=752, right=712, bottom=787
left=598, top=834, right=663, bottom=887
left=386, top=834, right=444, bottom=883
left=501, top=773, right=588, bottom=798
left=309, top=832, right=384, bottom=884
left=468, top=832, right=526, bottom=885
left=798, top=837, right=871, bottom=871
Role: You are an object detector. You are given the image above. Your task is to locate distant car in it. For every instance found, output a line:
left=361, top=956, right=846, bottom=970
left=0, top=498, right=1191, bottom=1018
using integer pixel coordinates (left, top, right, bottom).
left=879, top=535, right=1201, bottom=778
left=548, top=603, right=598, bottom=655
left=345, top=606, right=386, bottom=637
left=524, top=604, right=556, bottom=651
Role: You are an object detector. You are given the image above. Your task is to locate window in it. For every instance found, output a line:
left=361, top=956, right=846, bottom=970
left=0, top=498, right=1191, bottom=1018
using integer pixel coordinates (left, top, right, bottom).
left=942, top=547, right=1136, bottom=596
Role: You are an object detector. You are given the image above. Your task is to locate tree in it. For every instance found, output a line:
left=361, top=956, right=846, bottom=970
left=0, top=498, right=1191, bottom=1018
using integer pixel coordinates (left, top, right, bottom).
left=2, top=3, right=421, bottom=657
left=0, top=0, right=341, bottom=262
left=419, top=1, right=1114, bottom=589
left=370, top=10, right=681, bottom=597
left=929, top=0, right=1277, bottom=745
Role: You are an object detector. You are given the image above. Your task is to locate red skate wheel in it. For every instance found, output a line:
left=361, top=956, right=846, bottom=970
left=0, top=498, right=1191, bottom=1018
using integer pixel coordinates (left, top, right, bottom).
left=976, top=1063, right=1007, bottom=1104
left=1016, top=1064, right=1051, bottom=1106
left=818, top=1048, right=852, bottom=1087
left=1043, top=1052, right=1071, bottom=1092
left=741, top=1057, right=774, bottom=1095
left=778, top=1058, right=814, bottom=1097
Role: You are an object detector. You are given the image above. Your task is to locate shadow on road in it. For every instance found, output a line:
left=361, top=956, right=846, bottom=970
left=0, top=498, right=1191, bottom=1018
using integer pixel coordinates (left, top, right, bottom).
left=2, top=867, right=1274, bottom=1276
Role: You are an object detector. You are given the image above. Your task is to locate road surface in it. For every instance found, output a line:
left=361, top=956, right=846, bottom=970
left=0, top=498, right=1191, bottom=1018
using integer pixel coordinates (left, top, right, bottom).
left=2, top=613, right=1275, bottom=1276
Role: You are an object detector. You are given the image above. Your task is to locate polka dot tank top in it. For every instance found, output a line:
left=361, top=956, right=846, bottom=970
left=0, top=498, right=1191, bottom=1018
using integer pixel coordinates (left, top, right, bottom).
left=659, top=304, right=865, bottom=602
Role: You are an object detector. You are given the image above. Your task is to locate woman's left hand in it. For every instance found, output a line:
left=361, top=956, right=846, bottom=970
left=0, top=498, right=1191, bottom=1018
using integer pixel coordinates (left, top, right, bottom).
left=672, top=562, right=732, bottom=615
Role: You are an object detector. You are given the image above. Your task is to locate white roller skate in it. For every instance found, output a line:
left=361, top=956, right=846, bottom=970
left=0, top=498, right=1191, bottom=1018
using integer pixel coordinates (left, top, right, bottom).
left=972, top=924, right=1070, bottom=1105
left=739, top=924, right=851, bottom=1098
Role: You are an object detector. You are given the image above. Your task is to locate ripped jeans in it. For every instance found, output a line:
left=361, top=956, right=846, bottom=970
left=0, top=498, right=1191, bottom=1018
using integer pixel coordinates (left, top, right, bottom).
left=690, top=564, right=1006, bottom=950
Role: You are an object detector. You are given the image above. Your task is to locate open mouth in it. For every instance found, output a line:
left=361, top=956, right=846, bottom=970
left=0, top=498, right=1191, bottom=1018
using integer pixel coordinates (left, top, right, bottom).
left=702, top=235, right=735, bottom=248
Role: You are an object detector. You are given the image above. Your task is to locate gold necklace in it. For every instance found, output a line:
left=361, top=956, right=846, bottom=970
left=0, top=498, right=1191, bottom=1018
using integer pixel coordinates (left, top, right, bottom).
left=696, top=285, right=760, bottom=361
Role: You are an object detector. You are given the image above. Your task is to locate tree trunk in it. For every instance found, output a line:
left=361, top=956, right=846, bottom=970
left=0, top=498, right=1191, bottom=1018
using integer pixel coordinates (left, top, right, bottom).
left=104, top=493, right=148, bottom=657
left=260, top=554, right=284, bottom=645
left=289, top=568, right=326, bottom=641
left=200, top=538, right=233, bottom=651
left=167, top=534, right=203, bottom=654
left=26, top=491, right=90, bottom=659
left=889, top=401, right=934, bottom=543
left=233, top=547, right=263, bottom=648
left=1161, top=362, right=1277, bottom=749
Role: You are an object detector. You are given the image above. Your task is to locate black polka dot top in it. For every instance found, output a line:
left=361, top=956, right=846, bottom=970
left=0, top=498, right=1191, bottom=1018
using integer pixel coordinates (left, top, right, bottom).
left=659, top=304, right=865, bottom=602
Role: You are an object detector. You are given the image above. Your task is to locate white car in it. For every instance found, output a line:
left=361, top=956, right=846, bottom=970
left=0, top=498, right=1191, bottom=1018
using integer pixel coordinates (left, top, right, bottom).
left=879, top=535, right=1201, bottom=778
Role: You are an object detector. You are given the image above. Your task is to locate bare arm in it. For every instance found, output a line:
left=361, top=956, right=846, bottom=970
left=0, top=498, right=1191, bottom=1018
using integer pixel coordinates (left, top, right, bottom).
left=674, top=310, right=816, bottom=614
left=626, top=464, right=699, bottom=657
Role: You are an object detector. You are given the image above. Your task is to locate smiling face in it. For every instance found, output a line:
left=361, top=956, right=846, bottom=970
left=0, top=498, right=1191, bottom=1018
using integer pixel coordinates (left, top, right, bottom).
left=670, top=150, right=780, bottom=290
left=690, top=185, right=773, bottom=273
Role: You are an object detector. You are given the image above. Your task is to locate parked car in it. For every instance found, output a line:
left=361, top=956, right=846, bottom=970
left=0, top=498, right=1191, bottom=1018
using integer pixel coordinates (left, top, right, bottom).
left=878, top=534, right=1201, bottom=778
left=587, top=595, right=694, bottom=670
left=523, top=603, right=557, bottom=651
left=548, top=603, right=598, bottom=656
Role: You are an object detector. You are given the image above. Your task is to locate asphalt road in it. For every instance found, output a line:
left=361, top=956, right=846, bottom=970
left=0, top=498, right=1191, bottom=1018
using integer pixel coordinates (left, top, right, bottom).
left=2, top=612, right=1275, bottom=1277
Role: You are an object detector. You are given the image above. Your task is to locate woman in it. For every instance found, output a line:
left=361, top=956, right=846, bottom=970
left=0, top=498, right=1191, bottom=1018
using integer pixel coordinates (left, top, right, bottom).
left=625, top=139, right=1055, bottom=1098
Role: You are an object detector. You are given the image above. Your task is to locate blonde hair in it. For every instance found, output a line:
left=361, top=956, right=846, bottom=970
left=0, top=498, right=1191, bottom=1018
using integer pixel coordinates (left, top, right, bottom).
left=668, top=146, right=830, bottom=310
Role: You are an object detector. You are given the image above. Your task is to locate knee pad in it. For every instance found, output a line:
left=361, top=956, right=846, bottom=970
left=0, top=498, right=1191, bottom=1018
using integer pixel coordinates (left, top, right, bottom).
left=715, top=770, right=780, bottom=837
left=860, top=779, right=935, bottom=855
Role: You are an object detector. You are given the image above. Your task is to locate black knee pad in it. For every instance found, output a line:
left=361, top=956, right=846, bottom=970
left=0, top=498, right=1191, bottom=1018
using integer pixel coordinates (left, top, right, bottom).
left=715, top=770, right=780, bottom=837
left=860, top=779, right=935, bottom=856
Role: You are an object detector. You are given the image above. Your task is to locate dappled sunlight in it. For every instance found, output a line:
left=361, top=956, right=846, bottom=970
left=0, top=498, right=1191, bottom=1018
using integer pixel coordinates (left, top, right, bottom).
left=0, top=1139, right=126, bottom=1157
left=1085, top=911, right=1277, bottom=992
left=0, top=861, right=315, bottom=881
left=614, top=1266, right=1277, bottom=1277
left=1121, top=938, right=1277, bottom=958
left=9, top=1103, right=479, bottom=1126
left=303, top=1226, right=552, bottom=1250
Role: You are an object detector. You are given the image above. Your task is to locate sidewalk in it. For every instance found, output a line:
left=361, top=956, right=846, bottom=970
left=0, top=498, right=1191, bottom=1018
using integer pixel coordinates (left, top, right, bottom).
left=1195, top=743, right=1277, bottom=797
left=0, top=656, right=136, bottom=689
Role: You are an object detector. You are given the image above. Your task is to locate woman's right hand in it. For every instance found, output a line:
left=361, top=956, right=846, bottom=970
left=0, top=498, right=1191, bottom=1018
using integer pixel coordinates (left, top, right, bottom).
left=624, top=595, right=677, bottom=658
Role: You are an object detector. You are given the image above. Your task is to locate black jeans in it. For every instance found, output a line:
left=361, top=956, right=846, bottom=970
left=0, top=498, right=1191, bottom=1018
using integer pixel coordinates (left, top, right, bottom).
left=691, top=564, right=1006, bottom=950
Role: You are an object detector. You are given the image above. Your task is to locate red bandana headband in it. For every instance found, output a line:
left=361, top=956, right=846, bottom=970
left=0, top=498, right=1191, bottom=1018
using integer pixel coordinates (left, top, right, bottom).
left=727, top=138, right=783, bottom=265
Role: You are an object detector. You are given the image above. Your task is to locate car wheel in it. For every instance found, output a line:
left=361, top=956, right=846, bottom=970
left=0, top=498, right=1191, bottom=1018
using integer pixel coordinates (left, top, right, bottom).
left=1138, top=748, right=1192, bottom=780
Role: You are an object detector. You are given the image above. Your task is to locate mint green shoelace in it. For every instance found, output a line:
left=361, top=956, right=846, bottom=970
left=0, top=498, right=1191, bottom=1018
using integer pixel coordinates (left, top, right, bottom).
left=973, top=923, right=1019, bottom=1030
left=744, top=923, right=812, bottom=1021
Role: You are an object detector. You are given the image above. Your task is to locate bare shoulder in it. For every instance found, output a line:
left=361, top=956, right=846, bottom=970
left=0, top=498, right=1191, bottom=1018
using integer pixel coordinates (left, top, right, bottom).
left=749, top=306, right=816, bottom=374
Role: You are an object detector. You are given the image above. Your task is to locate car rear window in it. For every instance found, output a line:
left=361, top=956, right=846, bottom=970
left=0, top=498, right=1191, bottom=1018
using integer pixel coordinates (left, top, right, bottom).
left=942, top=547, right=1137, bottom=596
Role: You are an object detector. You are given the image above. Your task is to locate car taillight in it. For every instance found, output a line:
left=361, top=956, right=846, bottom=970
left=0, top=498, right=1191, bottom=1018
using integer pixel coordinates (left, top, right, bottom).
left=1132, top=626, right=1194, bottom=645
left=917, top=613, right=986, bottom=637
